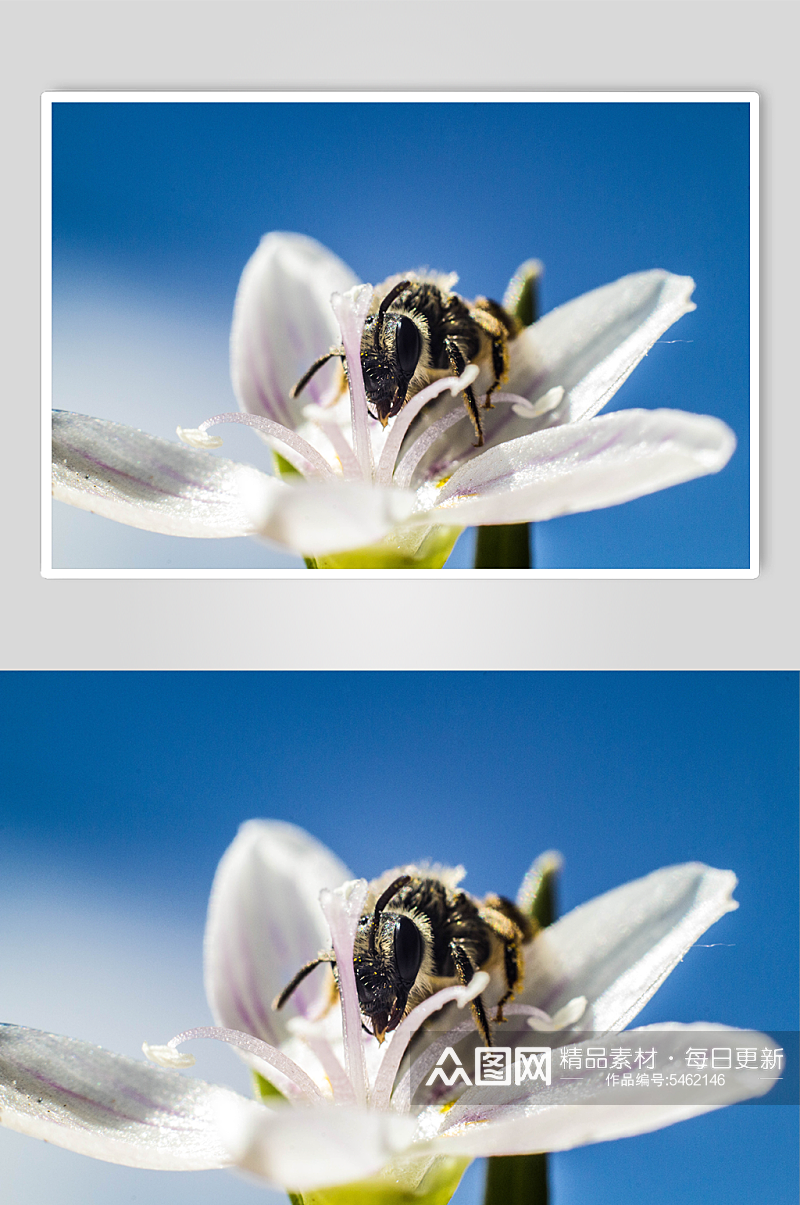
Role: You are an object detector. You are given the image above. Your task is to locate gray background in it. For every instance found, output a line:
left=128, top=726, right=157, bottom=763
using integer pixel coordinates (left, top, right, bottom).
left=5, top=0, right=797, bottom=666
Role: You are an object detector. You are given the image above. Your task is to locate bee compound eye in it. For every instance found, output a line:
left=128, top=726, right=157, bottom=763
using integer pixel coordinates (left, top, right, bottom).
left=395, top=316, right=422, bottom=378
left=393, top=916, right=423, bottom=986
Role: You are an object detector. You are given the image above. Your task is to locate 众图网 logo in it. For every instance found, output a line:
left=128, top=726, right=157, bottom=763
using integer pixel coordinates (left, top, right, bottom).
left=425, top=1046, right=552, bottom=1087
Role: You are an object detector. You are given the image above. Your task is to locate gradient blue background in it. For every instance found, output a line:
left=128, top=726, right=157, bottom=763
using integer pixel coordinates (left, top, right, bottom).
left=0, top=671, right=795, bottom=1203
left=50, top=99, right=751, bottom=570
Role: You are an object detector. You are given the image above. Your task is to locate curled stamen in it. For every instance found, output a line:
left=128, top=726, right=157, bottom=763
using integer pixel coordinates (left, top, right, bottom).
left=393, top=409, right=465, bottom=490
left=393, top=1017, right=477, bottom=1111
left=497, top=995, right=588, bottom=1032
left=182, top=411, right=338, bottom=481
left=142, top=1026, right=325, bottom=1103
left=375, top=366, right=480, bottom=487
left=304, top=413, right=363, bottom=481
left=508, top=385, right=565, bottom=419
left=287, top=1018, right=357, bottom=1105
left=371, top=972, right=490, bottom=1112
left=526, top=996, right=587, bottom=1032
left=142, top=1042, right=196, bottom=1068
left=176, top=426, right=224, bottom=449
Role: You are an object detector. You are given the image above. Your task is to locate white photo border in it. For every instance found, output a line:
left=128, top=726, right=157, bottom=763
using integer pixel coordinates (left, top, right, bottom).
left=41, top=90, right=759, bottom=581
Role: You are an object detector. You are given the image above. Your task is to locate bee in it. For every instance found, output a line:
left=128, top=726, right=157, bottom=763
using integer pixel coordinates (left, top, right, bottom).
left=290, top=274, right=523, bottom=448
left=274, top=866, right=536, bottom=1047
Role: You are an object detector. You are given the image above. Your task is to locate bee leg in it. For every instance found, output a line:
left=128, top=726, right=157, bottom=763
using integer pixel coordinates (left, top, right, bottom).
left=443, top=337, right=485, bottom=447
left=450, top=939, right=493, bottom=1046
left=479, top=897, right=530, bottom=1025
left=495, top=939, right=522, bottom=1024
left=471, top=300, right=513, bottom=410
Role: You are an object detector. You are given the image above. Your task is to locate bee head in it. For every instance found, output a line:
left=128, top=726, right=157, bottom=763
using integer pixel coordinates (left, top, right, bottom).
left=360, top=307, right=425, bottom=427
left=352, top=909, right=426, bottom=1043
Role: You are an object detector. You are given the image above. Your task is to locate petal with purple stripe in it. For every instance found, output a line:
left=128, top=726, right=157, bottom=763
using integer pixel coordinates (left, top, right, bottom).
left=519, top=863, right=738, bottom=1031
left=0, top=1024, right=248, bottom=1170
left=230, top=232, right=359, bottom=430
left=433, top=1024, right=778, bottom=1158
left=508, top=269, right=697, bottom=424
left=204, top=821, right=351, bottom=1047
left=52, top=411, right=276, bottom=539
left=430, top=409, right=735, bottom=527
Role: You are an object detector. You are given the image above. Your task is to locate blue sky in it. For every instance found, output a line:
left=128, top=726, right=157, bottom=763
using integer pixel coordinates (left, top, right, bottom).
left=0, top=671, right=795, bottom=1203
left=49, top=98, right=752, bottom=570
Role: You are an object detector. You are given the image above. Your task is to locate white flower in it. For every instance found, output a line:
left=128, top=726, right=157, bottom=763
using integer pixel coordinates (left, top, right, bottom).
left=52, top=233, right=735, bottom=568
left=0, top=821, right=778, bottom=1204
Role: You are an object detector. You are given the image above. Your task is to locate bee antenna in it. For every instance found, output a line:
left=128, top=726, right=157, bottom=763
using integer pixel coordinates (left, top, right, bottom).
left=272, top=952, right=336, bottom=1011
left=369, top=874, right=412, bottom=954
left=376, top=280, right=412, bottom=335
left=290, top=348, right=345, bottom=399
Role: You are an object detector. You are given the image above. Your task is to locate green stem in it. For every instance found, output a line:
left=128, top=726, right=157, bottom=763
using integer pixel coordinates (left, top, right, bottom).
left=528, top=859, right=558, bottom=930
left=483, top=1153, right=548, bottom=1205
left=482, top=850, right=559, bottom=1205
left=472, top=257, right=541, bottom=575
left=473, top=524, right=532, bottom=569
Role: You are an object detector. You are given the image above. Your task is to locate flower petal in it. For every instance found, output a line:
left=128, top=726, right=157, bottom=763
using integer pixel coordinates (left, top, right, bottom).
left=0, top=1024, right=245, bottom=1170
left=52, top=410, right=276, bottom=539
left=433, top=1024, right=777, bottom=1158
left=521, top=864, right=738, bottom=1031
left=216, top=1094, right=417, bottom=1192
left=431, top=408, right=735, bottom=527
left=204, top=821, right=351, bottom=1046
left=509, top=269, right=697, bottom=423
left=249, top=477, right=418, bottom=558
left=230, top=232, right=360, bottom=430
left=319, top=880, right=370, bottom=1107
left=331, top=284, right=375, bottom=480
